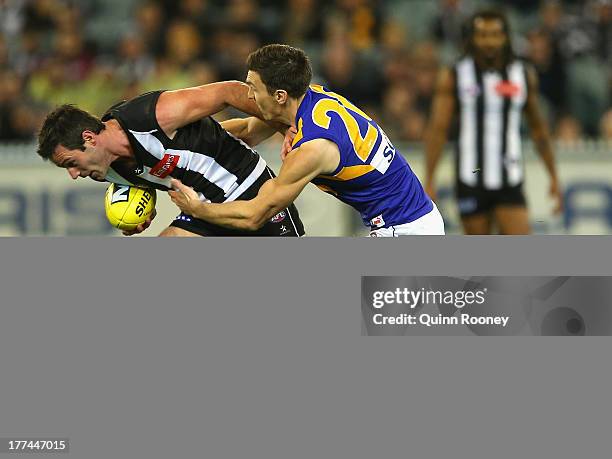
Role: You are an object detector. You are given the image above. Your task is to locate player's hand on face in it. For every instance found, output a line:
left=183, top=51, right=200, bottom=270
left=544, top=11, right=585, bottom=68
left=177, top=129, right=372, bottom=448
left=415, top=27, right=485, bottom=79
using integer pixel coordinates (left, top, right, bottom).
left=168, top=179, right=200, bottom=215
left=550, top=178, right=563, bottom=215
left=280, top=126, right=297, bottom=161
left=122, top=209, right=157, bottom=236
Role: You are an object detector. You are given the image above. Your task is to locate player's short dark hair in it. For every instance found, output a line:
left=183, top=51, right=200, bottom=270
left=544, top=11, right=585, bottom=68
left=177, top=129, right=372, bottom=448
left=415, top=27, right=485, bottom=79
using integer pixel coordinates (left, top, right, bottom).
left=464, top=9, right=515, bottom=63
left=37, top=104, right=105, bottom=160
left=247, top=44, right=312, bottom=98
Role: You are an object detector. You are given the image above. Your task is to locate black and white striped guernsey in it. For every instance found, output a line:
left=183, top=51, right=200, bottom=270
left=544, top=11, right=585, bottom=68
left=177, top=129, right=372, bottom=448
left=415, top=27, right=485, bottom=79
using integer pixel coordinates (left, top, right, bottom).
left=101, top=90, right=268, bottom=203
left=453, top=57, right=529, bottom=190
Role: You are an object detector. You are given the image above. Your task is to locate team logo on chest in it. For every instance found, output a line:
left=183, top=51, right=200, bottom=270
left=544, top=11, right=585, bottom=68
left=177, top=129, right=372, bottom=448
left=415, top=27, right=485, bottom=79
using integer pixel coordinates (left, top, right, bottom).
left=150, top=152, right=180, bottom=178
left=495, top=81, right=521, bottom=98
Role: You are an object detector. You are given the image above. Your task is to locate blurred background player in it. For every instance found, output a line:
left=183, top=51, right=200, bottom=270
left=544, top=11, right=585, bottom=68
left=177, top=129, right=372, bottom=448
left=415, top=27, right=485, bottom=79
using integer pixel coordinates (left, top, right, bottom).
left=36, top=82, right=305, bottom=237
left=169, top=44, right=444, bottom=236
left=424, top=9, right=563, bottom=235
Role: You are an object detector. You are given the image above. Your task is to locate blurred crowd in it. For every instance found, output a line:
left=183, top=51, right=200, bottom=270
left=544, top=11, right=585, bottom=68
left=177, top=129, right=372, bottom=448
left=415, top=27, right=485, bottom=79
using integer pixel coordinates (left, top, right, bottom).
left=0, top=0, right=611, bottom=143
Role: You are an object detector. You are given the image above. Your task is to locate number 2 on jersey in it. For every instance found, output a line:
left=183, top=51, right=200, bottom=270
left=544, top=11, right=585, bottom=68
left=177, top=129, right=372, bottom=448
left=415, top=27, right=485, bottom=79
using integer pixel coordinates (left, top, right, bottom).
left=311, top=86, right=395, bottom=174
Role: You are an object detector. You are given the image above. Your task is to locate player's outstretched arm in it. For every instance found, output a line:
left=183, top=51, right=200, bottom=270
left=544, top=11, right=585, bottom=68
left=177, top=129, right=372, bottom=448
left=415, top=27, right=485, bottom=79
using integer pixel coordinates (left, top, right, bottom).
left=156, top=81, right=262, bottom=137
left=220, top=117, right=279, bottom=147
left=423, top=67, right=455, bottom=201
left=524, top=67, right=563, bottom=214
left=168, top=139, right=338, bottom=231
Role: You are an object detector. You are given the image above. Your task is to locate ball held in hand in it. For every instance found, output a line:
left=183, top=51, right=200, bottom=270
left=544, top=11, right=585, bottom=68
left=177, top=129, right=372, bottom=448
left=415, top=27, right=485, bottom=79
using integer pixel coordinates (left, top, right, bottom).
left=105, top=184, right=156, bottom=231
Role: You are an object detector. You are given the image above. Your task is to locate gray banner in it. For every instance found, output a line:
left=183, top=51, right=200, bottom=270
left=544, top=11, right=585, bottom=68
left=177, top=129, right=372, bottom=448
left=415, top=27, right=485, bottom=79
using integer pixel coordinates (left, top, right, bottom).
left=362, top=276, right=612, bottom=335
left=1, top=237, right=612, bottom=459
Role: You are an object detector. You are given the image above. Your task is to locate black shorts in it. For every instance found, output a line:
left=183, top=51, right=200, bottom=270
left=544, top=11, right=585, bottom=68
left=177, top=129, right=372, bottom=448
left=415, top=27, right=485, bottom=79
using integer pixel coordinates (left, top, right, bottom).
left=456, top=182, right=527, bottom=217
left=170, top=167, right=305, bottom=237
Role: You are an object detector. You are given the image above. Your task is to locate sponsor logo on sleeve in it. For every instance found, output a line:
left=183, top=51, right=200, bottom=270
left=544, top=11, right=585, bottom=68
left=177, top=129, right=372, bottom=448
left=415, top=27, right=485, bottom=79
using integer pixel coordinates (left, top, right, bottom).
left=150, top=153, right=180, bottom=178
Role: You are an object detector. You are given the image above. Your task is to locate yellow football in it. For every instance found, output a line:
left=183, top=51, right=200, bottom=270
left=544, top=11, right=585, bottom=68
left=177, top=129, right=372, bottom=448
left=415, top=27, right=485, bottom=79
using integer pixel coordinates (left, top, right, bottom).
left=104, top=184, right=156, bottom=231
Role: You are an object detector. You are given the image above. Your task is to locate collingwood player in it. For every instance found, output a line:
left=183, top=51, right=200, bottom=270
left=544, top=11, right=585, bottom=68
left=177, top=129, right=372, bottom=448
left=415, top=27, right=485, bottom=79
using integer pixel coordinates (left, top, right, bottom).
left=424, top=9, right=563, bottom=234
left=36, top=82, right=305, bottom=237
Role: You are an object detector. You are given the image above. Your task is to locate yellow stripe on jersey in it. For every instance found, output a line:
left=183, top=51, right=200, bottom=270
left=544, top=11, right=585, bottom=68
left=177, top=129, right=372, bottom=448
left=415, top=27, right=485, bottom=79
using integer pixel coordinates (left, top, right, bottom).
left=310, top=85, right=372, bottom=121
left=315, top=184, right=338, bottom=195
left=319, top=164, right=375, bottom=181
left=312, top=98, right=378, bottom=162
left=291, top=118, right=304, bottom=147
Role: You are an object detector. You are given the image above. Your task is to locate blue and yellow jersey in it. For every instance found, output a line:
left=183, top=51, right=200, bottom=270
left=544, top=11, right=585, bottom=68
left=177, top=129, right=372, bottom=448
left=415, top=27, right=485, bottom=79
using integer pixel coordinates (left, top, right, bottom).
left=292, top=85, right=433, bottom=228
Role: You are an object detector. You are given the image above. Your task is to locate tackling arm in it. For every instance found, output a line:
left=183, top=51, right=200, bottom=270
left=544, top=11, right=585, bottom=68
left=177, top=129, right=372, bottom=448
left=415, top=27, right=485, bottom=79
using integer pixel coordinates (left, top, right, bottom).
left=423, top=68, right=456, bottom=201
left=168, top=139, right=338, bottom=231
left=524, top=67, right=563, bottom=214
left=220, top=117, right=280, bottom=147
left=155, top=81, right=262, bottom=137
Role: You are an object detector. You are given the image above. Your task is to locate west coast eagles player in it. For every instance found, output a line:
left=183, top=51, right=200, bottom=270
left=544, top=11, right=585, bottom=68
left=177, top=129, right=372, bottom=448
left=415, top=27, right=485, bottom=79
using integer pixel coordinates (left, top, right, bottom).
left=36, top=82, right=305, bottom=237
left=170, top=44, right=445, bottom=236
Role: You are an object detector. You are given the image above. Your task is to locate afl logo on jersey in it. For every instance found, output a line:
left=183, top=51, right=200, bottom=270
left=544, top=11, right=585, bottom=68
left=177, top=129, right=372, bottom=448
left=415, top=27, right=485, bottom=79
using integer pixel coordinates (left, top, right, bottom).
left=370, top=214, right=385, bottom=228
left=270, top=211, right=286, bottom=223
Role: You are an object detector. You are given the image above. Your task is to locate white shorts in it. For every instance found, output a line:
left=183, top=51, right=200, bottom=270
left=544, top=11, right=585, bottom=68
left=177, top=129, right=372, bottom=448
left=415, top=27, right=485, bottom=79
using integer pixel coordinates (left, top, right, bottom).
left=369, top=203, right=445, bottom=236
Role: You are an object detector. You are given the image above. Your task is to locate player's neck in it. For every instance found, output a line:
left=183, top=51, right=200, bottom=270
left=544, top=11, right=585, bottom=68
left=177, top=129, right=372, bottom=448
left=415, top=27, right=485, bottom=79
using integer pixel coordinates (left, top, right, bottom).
left=102, top=119, right=134, bottom=161
left=474, top=54, right=505, bottom=71
left=279, top=93, right=306, bottom=127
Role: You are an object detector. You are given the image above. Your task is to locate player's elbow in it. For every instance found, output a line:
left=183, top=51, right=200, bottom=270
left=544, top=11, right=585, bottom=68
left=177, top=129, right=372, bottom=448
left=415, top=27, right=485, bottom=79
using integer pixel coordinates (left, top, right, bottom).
left=241, top=133, right=259, bottom=148
left=247, top=213, right=269, bottom=231
left=426, top=121, right=449, bottom=140
left=238, top=207, right=265, bottom=231
left=244, top=220, right=264, bottom=231
left=246, top=203, right=279, bottom=231
left=226, top=81, right=251, bottom=104
left=530, top=129, right=548, bottom=143
left=240, top=218, right=264, bottom=232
